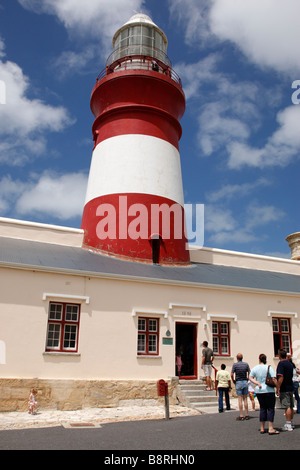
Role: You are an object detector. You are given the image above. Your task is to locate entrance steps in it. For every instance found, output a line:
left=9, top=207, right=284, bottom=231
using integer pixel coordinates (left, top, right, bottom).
left=177, top=379, right=219, bottom=411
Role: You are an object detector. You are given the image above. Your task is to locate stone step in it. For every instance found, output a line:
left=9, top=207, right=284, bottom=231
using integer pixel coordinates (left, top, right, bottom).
left=179, top=380, right=204, bottom=385
left=187, top=395, right=218, bottom=403
left=193, top=403, right=219, bottom=409
left=177, top=379, right=219, bottom=409
left=183, top=390, right=216, bottom=397
left=179, top=384, right=208, bottom=390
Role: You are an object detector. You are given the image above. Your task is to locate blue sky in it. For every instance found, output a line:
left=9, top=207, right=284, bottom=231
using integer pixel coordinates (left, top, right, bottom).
left=0, top=0, right=299, bottom=258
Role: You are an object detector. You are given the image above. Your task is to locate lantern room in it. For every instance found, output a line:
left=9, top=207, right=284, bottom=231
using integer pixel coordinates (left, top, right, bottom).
left=108, top=13, right=171, bottom=69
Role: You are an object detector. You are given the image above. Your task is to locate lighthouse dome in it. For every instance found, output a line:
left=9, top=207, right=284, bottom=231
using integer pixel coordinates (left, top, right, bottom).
left=124, top=13, right=157, bottom=27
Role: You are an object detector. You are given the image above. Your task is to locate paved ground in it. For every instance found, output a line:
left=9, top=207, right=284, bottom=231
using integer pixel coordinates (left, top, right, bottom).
left=1, top=398, right=300, bottom=451
left=0, top=399, right=233, bottom=430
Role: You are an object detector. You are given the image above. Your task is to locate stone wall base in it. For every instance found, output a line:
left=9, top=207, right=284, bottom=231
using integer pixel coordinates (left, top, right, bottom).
left=0, top=378, right=178, bottom=412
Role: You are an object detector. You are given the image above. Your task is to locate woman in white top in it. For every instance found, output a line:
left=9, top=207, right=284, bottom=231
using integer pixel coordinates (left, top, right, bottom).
left=249, top=353, right=279, bottom=435
left=288, top=356, right=300, bottom=414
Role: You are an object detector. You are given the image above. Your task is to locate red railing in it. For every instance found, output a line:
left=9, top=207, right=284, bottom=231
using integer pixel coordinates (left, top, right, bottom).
left=96, top=55, right=182, bottom=88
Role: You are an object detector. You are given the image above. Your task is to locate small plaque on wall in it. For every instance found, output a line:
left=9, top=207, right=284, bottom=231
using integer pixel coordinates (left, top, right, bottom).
left=162, top=337, right=173, bottom=345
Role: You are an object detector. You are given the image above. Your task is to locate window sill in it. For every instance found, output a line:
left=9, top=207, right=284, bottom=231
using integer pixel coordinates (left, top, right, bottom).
left=43, top=351, right=81, bottom=357
left=136, top=355, right=162, bottom=359
left=213, top=356, right=233, bottom=359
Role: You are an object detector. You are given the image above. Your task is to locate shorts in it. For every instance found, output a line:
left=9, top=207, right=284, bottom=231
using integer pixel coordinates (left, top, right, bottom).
left=280, top=391, right=294, bottom=409
left=235, top=380, right=248, bottom=396
left=203, top=365, right=212, bottom=377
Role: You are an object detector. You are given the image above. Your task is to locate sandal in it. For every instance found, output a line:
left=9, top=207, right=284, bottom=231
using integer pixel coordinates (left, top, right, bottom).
left=236, top=417, right=244, bottom=421
left=268, top=430, right=280, bottom=435
left=244, top=416, right=250, bottom=420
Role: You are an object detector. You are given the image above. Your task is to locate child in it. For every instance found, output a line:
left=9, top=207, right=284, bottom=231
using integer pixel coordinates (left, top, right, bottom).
left=28, top=389, right=38, bottom=415
left=248, top=379, right=256, bottom=411
left=176, top=352, right=183, bottom=376
left=216, top=364, right=231, bottom=412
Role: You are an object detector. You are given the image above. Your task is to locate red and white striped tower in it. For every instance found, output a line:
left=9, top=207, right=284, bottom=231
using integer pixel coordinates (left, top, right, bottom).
left=81, top=14, right=190, bottom=265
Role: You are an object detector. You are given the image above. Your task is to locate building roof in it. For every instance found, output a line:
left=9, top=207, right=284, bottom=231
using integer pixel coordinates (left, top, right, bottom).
left=0, top=236, right=300, bottom=295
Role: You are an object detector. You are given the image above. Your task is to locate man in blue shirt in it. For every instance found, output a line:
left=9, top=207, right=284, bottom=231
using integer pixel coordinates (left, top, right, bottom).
left=277, top=349, right=294, bottom=431
left=231, top=353, right=250, bottom=420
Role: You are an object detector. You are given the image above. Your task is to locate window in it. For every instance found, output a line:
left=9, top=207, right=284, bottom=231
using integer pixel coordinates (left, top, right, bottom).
left=137, top=317, right=159, bottom=355
left=272, top=318, right=291, bottom=356
left=212, top=321, right=230, bottom=356
left=46, top=302, right=80, bottom=353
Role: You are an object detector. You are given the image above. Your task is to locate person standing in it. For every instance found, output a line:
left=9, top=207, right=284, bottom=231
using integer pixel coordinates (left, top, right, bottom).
left=201, top=341, right=214, bottom=391
left=277, top=349, right=294, bottom=431
left=249, top=354, right=279, bottom=434
left=28, top=388, right=38, bottom=415
left=216, top=364, right=231, bottom=412
left=176, top=351, right=183, bottom=377
left=248, top=379, right=257, bottom=412
left=288, top=356, right=300, bottom=414
left=231, top=353, right=250, bottom=420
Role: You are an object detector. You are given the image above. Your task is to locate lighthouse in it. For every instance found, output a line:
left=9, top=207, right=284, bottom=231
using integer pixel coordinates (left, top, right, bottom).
left=81, top=14, right=190, bottom=266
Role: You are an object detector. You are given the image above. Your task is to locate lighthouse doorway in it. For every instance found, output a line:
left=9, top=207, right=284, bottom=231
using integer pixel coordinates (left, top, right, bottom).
left=175, top=323, right=197, bottom=379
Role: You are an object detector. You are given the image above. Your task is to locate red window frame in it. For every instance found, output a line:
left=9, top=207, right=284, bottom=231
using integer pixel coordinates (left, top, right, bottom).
left=137, top=317, right=159, bottom=356
left=212, top=321, right=230, bottom=357
left=46, top=302, right=81, bottom=353
left=272, top=317, right=292, bottom=356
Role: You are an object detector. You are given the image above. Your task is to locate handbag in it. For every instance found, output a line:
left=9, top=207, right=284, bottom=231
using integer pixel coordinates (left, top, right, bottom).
left=265, top=365, right=276, bottom=387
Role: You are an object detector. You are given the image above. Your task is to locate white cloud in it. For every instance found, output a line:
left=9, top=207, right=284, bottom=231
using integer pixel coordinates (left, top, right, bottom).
left=246, top=203, right=284, bottom=229
left=172, top=3, right=300, bottom=171
left=175, top=54, right=219, bottom=100
left=0, top=175, right=27, bottom=213
left=169, top=0, right=211, bottom=45
left=0, top=60, right=71, bottom=135
left=18, top=0, right=146, bottom=46
left=272, top=105, right=300, bottom=147
left=205, top=202, right=285, bottom=246
left=198, top=102, right=251, bottom=156
left=177, top=57, right=264, bottom=158
left=15, top=171, right=88, bottom=220
left=206, top=178, right=271, bottom=203
left=18, top=0, right=147, bottom=75
left=0, top=46, right=73, bottom=164
left=177, top=55, right=300, bottom=170
left=0, top=37, right=5, bottom=59
left=52, top=46, right=98, bottom=79
left=170, top=0, right=300, bottom=74
left=210, top=0, right=300, bottom=74
left=205, top=205, right=237, bottom=234
left=228, top=106, right=300, bottom=169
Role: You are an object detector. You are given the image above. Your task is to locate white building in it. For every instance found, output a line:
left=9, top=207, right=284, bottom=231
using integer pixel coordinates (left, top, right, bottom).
left=1, top=15, right=299, bottom=412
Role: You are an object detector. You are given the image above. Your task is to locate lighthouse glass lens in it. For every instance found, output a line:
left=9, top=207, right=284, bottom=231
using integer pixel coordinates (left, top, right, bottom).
left=112, top=24, right=168, bottom=65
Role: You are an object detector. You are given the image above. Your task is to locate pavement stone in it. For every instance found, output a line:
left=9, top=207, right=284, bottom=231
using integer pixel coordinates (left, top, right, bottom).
left=0, top=398, right=241, bottom=430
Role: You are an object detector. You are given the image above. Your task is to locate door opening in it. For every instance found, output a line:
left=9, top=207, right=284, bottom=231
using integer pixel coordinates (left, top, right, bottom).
left=150, top=234, right=162, bottom=265
left=175, top=323, right=197, bottom=379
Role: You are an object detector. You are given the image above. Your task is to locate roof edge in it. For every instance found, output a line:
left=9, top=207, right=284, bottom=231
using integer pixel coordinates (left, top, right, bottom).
left=0, top=217, right=84, bottom=248
left=1, top=258, right=300, bottom=297
left=189, top=244, right=300, bottom=276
